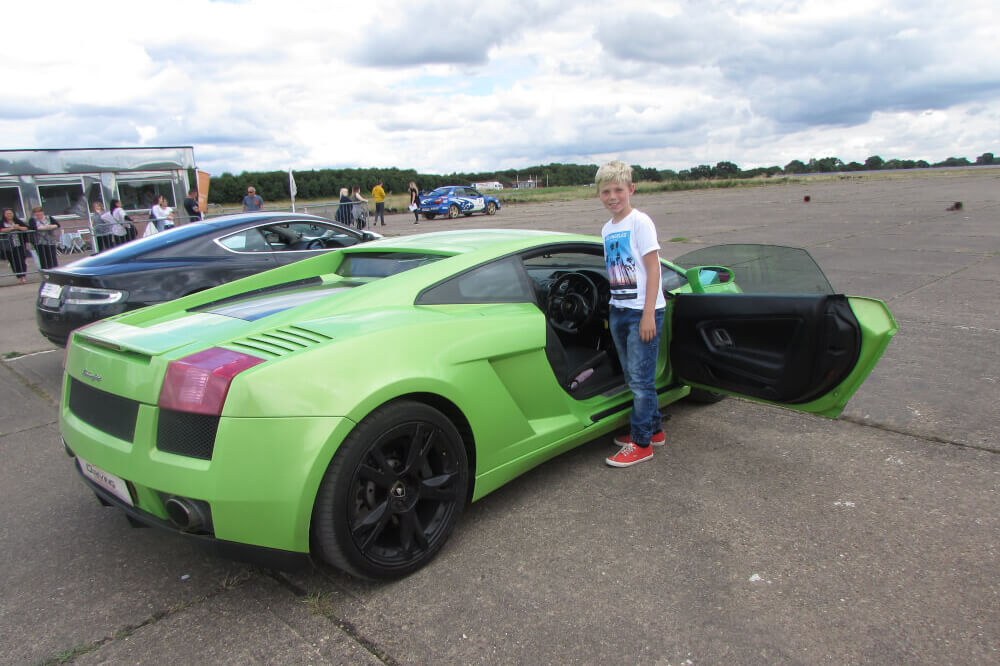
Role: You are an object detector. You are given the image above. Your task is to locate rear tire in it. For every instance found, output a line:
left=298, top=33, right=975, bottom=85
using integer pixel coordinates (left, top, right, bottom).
left=423, top=213, right=436, bottom=220
left=312, top=401, right=469, bottom=579
left=447, top=205, right=460, bottom=219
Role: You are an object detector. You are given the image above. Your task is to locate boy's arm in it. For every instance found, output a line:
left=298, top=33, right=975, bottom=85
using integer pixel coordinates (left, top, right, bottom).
left=639, top=250, right=661, bottom=342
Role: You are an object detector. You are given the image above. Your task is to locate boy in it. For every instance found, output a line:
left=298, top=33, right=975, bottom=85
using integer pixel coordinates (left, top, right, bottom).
left=597, top=161, right=667, bottom=467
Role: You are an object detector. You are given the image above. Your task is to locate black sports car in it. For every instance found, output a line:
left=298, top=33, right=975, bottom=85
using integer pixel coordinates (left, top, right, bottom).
left=36, top=212, right=379, bottom=345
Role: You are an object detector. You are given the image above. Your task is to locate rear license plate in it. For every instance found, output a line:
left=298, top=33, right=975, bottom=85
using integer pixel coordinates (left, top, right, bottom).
left=78, top=456, right=134, bottom=506
left=40, top=283, right=62, bottom=299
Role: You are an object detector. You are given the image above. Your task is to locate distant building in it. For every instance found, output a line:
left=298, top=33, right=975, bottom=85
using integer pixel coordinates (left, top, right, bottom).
left=0, top=146, right=197, bottom=227
left=515, top=179, right=537, bottom=189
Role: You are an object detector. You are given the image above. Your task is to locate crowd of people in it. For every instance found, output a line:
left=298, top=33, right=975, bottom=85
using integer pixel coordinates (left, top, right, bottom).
left=0, top=188, right=207, bottom=280
left=1, top=206, right=67, bottom=281
left=2, top=180, right=424, bottom=280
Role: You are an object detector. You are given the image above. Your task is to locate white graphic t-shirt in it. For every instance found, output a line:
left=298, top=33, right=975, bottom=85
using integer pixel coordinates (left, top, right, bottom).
left=601, top=209, right=666, bottom=310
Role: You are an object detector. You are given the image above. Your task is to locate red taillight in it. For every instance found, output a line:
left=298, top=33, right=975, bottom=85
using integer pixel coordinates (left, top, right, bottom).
left=158, top=348, right=265, bottom=415
left=433, top=197, right=444, bottom=204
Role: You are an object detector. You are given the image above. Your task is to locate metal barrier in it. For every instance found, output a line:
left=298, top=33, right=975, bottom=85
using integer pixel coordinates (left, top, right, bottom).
left=203, top=201, right=373, bottom=230
left=0, top=224, right=137, bottom=280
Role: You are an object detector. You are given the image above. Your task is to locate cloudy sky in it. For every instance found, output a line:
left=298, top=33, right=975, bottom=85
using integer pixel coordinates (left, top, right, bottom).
left=3, top=0, right=998, bottom=176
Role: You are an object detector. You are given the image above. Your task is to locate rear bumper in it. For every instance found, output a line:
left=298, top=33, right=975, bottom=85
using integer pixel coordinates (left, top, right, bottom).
left=76, top=462, right=311, bottom=571
left=36, top=300, right=129, bottom=345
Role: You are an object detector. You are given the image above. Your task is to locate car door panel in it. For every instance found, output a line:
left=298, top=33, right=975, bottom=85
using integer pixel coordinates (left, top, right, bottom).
left=671, top=293, right=896, bottom=418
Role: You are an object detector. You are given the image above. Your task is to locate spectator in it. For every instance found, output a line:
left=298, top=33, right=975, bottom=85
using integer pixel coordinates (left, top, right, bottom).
left=151, top=195, right=175, bottom=232
left=183, top=189, right=202, bottom=222
left=27, top=206, right=60, bottom=270
left=408, top=181, right=420, bottom=224
left=1, top=208, right=28, bottom=283
left=371, top=179, right=386, bottom=226
left=91, top=200, right=114, bottom=253
left=243, top=186, right=263, bottom=212
left=351, top=185, right=368, bottom=229
left=336, top=187, right=352, bottom=225
left=106, top=200, right=131, bottom=247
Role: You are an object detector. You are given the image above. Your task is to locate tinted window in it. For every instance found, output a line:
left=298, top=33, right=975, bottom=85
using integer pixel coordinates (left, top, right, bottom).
left=417, top=257, right=531, bottom=304
left=219, top=228, right=270, bottom=252
left=673, top=244, right=834, bottom=294
left=661, top=263, right=687, bottom=292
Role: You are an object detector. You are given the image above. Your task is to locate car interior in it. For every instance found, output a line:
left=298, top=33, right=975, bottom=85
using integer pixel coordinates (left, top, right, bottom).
left=519, top=249, right=623, bottom=399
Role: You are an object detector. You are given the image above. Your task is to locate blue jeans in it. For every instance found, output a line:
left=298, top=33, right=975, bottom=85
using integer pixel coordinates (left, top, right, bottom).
left=609, top=306, right=665, bottom=446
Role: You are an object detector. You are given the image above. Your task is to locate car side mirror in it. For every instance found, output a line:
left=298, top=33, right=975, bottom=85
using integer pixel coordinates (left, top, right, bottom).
left=684, top=266, right=733, bottom=293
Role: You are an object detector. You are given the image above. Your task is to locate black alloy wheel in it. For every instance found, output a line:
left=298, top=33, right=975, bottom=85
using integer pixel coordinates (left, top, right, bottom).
left=313, top=401, right=469, bottom=579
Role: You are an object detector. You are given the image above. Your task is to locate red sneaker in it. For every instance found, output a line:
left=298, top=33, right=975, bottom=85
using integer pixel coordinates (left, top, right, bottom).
left=606, top=442, right=654, bottom=467
left=613, top=430, right=665, bottom=447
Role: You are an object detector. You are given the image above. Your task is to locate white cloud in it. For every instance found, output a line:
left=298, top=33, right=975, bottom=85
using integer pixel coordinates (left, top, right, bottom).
left=1, top=0, right=997, bottom=176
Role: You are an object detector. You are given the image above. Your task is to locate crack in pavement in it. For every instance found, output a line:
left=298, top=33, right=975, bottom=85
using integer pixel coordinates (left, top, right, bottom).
left=35, top=570, right=264, bottom=666
left=841, top=414, right=1000, bottom=455
left=268, top=570, right=402, bottom=666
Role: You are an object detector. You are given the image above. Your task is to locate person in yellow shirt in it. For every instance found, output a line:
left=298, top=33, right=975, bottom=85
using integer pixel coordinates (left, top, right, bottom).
left=371, top=179, right=386, bottom=226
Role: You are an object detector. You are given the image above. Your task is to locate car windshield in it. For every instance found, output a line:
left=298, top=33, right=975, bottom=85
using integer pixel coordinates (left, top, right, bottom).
left=335, top=252, right=447, bottom=278
left=673, top=244, right=834, bottom=294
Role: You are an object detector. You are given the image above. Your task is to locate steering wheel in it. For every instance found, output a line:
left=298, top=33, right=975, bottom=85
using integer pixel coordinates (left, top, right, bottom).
left=546, top=272, right=599, bottom=333
left=306, top=238, right=325, bottom=249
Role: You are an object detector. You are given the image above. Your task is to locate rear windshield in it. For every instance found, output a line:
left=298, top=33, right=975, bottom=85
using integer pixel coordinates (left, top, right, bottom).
left=196, top=282, right=356, bottom=321
left=188, top=252, right=448, bottom=321
left=335, top=252, right=446, bottom=278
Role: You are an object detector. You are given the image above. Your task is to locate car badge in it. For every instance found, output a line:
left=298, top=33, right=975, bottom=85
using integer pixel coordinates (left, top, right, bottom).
left=82, top=370, right=103, bottom=382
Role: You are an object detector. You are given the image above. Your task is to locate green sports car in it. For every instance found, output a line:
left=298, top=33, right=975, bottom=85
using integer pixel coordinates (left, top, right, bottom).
left=60, top=230, right=897, bottom=579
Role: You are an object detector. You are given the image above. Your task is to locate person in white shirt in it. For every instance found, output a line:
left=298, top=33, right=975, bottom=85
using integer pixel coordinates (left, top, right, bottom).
left=151, top=195, right=175, bottom=232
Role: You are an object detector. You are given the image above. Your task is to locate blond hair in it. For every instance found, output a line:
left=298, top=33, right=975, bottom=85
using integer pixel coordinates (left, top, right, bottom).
left=595, top=160, right=633, bottom=189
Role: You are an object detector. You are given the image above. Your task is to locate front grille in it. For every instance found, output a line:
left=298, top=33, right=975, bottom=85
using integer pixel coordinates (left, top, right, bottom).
left=69, top=378, right=139, bottom=442
left=156, top=409, right=219, bottom=460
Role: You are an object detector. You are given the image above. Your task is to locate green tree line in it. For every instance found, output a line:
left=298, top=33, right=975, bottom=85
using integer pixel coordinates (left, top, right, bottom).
left=207, top=152, right=999, bottom=205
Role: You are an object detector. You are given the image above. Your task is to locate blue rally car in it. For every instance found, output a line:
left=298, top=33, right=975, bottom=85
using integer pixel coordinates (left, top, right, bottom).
left=418, top=185, right=501, bottom=220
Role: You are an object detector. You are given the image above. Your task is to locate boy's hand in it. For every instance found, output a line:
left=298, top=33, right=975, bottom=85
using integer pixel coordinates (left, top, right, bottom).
left=639, top=311, right=657, bottom=342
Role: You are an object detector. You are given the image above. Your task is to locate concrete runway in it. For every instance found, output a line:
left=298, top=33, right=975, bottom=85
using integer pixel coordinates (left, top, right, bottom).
left=1, top=169, right=996, bottom=664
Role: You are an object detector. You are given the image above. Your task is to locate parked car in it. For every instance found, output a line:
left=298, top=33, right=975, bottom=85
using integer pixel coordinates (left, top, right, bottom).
left=36, top=212, right=379, bottom=345
left=60, top=232, right=896, bottom=579
left=418, top=185, right=500, bottom=219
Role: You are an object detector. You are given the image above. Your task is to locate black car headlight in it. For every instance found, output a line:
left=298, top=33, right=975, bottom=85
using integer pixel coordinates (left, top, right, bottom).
left=64, top=286, right=126, bottom=306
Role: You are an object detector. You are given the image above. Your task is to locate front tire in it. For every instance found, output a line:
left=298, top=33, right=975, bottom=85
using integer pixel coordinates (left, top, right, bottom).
left=485, top=201, right=497, bottom=215
left=312, top=401, right=469, bottom=579
left=447, top=205, right=460, bottom=219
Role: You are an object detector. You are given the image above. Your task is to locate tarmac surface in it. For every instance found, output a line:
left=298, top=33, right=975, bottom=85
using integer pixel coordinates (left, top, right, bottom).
left=1, top=169, right=997, bottom=665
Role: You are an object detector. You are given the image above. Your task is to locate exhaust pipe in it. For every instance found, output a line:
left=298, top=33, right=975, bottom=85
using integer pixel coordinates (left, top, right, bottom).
left=164, top=496, right=211, bottom=533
